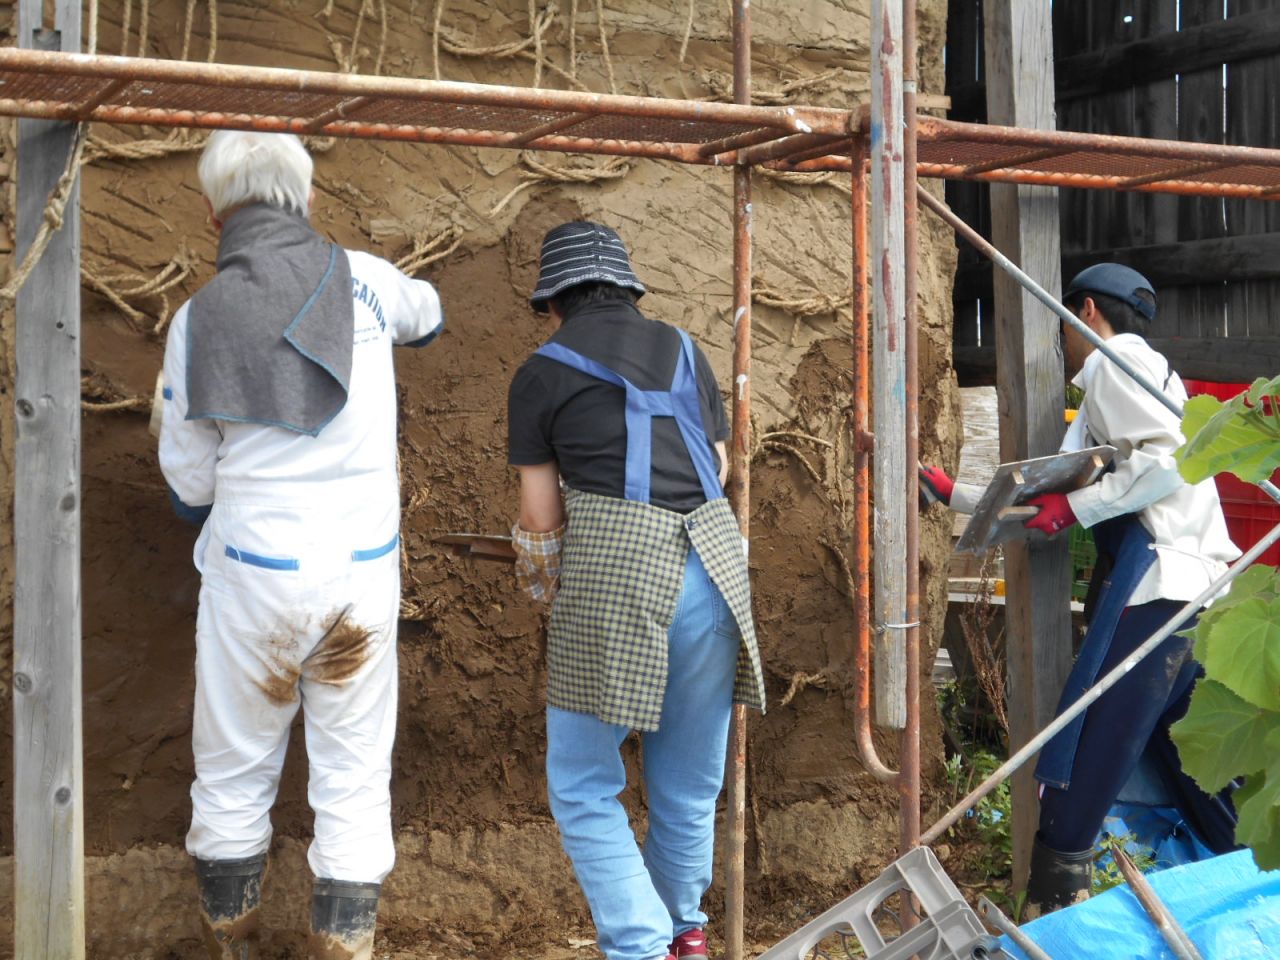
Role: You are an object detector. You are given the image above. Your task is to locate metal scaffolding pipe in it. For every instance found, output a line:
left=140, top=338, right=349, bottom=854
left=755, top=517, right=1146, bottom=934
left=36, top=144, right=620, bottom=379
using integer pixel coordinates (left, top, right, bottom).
left=918, top=115, right=1280, bottom=167
left=0, top=47, right=849, bottom=134
left=724, top=2, right=752, bottom=957
left=869, top=0, right=908, bottom=730
left=0, top=100, right=717, bottom=161
left=851, top=138, right=897, bottom=784
left=725, top=131, right=850, bottom=166
left=900, top=0, right=922, bottom=856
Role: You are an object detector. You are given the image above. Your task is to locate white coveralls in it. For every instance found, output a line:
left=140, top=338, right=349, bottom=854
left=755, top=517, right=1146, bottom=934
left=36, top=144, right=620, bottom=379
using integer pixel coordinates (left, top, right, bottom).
left=160, top=250, right=442, bottom=883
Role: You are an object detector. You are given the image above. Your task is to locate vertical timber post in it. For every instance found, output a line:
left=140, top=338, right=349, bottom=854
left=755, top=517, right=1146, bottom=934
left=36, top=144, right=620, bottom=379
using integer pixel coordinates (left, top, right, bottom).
left=724, top=1, right=752, bottom=957
left=982, top=0, right=1072, bottom=890
left=870, top=0, right=907, bottom=730
left=13, top=0, right=86, bottom=957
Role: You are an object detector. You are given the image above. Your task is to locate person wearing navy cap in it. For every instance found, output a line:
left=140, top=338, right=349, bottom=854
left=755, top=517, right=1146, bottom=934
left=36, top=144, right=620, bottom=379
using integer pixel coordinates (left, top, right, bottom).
left=921, top=263, right=1241, bottom=916
left=507, top=222, right=766, bottom=960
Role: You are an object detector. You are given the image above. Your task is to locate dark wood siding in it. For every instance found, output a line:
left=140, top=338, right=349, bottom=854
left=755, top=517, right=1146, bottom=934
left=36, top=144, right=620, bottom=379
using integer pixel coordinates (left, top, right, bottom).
left=949, top=0, right=1280, bottom=380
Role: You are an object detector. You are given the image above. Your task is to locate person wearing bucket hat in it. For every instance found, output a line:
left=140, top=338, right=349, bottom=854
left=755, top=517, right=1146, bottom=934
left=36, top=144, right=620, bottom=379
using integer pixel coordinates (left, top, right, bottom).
left=507, top=221, right=765, bottom=960
left=528, top=220, right=647, bottom=310
left=919, top=262, right=1241, bottom=917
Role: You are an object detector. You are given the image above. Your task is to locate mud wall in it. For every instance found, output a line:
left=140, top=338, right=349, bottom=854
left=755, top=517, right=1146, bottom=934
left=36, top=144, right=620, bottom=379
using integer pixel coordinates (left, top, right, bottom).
left=0, top=1, right=960, bottom=955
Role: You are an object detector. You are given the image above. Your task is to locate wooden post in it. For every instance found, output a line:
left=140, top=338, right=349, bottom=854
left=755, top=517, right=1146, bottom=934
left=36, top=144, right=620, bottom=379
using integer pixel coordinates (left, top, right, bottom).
left=870, top=0, right=907, bottom=729
left=13, top=0, right=85, bottom=956
left=982, top=0, right=1073, bottom=890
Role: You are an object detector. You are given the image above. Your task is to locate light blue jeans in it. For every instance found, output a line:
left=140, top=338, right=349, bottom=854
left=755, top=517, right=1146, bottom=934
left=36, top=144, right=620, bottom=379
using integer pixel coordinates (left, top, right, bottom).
left=546, top=548, right=741, bottom=960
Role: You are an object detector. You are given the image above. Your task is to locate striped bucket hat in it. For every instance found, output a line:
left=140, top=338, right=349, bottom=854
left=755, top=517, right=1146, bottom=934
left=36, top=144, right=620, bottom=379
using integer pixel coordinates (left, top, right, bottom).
left=529, top=221, right=646, bottom=312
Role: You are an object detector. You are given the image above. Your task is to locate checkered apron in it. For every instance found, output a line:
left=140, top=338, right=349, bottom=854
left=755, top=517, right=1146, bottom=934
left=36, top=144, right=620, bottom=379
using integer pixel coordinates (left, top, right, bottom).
left=548, top=488, right=766, bottom=731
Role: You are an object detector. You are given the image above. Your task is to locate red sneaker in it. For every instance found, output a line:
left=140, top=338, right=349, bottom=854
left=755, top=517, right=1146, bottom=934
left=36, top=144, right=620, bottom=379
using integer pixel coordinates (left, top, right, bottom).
left=670, top=929, right=709, bottom=958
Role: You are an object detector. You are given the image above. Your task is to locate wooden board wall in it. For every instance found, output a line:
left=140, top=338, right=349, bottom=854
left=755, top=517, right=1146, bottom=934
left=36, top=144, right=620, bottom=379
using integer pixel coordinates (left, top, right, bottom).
left=949, top=0, right=1280, bottom=372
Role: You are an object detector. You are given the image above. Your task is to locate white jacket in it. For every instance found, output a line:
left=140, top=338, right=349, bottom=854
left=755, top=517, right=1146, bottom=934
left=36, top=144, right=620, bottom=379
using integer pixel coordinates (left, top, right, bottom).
left=159, top=249, right=443, bottom=567
left=954, top=334, right=1240, bottom=605
left=1064, top=334, right=1239, bottom=605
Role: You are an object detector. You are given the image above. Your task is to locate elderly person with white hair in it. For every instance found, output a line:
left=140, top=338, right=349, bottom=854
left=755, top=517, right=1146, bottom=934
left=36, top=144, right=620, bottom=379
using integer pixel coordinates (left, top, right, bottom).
left=158, top=130, right=444, bottom=960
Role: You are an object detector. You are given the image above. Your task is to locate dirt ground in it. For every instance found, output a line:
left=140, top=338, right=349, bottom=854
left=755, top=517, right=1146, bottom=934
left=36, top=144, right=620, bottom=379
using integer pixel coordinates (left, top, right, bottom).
left=0, top=1, right=966, bottom=956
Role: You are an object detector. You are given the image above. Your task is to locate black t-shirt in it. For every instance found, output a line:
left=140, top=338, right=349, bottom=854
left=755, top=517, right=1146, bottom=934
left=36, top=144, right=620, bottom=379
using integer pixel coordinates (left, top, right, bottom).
left=507, top=300, right=731, bottom=513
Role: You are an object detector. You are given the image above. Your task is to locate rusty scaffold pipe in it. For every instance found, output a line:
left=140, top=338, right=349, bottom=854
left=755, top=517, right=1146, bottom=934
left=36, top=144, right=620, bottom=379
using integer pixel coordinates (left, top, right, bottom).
left=724, top=1, right=753, bottom=958
left=851, top=137, right=897, bottom=784
left=900, top=0, right=923, bottom=857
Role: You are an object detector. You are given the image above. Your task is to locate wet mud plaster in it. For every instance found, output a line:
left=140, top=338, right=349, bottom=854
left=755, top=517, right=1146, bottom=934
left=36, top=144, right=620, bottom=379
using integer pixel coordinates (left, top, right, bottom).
left=0, top=0, right=958, bottom=953
left=200, top=905, right=261, bottom=960
left=307, top=931, right=373, bottom=960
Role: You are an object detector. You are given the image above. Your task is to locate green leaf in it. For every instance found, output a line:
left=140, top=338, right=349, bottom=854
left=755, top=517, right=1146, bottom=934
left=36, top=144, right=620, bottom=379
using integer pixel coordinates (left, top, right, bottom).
left=1171, top=679, right=1276, bottom=793
left=1247, top=375, right=1280, bottom=409
left=1233, top=726, right=1280, bottom=871
left=1179, top=393, right=1223, bottom=460
left=1177, top=376, right=1280, bottom=485
left=1189, top=565, right=1280, bottom=661
left=1202, top=597, right=1280, bottom=712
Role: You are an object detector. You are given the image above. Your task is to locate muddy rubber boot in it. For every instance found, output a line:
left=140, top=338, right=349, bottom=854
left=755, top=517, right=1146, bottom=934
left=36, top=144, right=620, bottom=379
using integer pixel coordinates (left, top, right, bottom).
left=1023, top=835, right=1093, bottom=921
left=309, top=878, right=380, bottom=960
left=194, top=854, right=266, bottom=960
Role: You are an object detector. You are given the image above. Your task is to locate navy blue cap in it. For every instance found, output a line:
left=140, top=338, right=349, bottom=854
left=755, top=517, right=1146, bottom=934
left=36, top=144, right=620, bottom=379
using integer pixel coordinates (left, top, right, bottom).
left=1064, top=263, right=1156, bottom=322
left=529, top=221, right=646, bottom=313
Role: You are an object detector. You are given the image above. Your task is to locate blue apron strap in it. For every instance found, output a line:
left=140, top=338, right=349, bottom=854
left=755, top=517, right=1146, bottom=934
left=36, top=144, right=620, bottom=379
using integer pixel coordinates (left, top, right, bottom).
left=536, top=341, right=656, bottom=502
left=534, top=335, right=723, bottom=504
left=535, top=342, right=627, bottom=388
left=670, top=330, right=725, bottom=501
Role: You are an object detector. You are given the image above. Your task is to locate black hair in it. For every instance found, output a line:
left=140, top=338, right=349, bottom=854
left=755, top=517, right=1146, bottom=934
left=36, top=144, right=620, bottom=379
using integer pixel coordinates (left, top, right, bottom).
left=1062, top=288, right=1155, bottom=336
left=548, top=281, right=637, bottom=320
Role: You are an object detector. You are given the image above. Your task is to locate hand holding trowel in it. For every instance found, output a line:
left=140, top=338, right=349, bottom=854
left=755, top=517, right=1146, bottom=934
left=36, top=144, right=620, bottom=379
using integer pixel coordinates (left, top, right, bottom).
left=432, top=532, right=517, bottom=563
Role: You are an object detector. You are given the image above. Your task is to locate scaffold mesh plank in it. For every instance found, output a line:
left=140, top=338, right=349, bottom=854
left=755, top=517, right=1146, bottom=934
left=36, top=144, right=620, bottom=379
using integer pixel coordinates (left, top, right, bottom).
left=2, top=50, right=1280, bottom=199
left=0, top=49, right=824, bottom=162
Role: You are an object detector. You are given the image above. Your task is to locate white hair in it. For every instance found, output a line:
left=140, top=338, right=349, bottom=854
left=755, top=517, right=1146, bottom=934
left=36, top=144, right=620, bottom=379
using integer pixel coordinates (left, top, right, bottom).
left=198, top=131, right=313, bottom=218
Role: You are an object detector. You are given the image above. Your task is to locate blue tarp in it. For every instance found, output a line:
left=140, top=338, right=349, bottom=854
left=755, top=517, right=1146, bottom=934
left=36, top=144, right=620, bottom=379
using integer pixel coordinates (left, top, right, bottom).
left=996, top=850, right=1280, bottom=959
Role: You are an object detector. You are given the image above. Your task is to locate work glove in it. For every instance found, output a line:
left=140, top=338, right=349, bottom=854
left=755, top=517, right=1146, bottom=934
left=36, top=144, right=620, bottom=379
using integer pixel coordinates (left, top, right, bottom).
left=918, top=465, right=954, bottom=508
left=511, top=522, right=565, bottom=603
left=1022, top=493, right=1077, bottom=537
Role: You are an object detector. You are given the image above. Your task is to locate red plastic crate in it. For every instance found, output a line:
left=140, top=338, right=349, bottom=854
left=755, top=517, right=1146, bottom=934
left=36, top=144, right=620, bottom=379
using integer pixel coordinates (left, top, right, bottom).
left=1184, top=380, right=1280, bottom=566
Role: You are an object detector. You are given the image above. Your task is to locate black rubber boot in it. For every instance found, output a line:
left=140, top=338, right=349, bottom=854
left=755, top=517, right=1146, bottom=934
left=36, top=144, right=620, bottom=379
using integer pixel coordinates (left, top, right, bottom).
left=309, top=878, right=380, bottom=960
left=1023, top=835, right=1093, bottom=920
left=194, top=854, right=266, bottom=960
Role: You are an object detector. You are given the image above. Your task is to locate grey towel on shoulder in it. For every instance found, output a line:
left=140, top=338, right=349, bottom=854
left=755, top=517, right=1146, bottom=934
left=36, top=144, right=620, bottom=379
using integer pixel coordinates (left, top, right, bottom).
left=186, top=203, right=354, bottom=436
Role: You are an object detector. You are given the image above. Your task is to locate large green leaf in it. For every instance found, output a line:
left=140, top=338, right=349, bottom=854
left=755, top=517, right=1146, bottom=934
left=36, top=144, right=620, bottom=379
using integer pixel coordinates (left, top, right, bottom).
left=1189, top=565, right=1280, bottom=661
left=1233, top=726, right=1280, bottom=871
left=1202, top=597, right=1280, bottom=712
left=1171, top=679, right=1276, bottom=793
left=1172, top=374, right=1280, bottom=872
left=1177, top=376, right=1280, bottom=484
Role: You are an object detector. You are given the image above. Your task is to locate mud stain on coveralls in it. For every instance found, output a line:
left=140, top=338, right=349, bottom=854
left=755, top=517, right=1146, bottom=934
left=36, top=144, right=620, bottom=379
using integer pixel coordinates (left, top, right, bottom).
left=250, top=607, right=373, bottom=706
left=305, top=606, right=374, bottom=686
left=252, top=627, right=306, bottom=707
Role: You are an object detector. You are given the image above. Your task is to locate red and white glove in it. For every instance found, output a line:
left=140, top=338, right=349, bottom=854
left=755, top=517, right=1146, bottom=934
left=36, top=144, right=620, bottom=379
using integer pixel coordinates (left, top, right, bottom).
left=918, top=465, right=954, bottom=508
left=1022, top=493, right=1077, bottom=536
